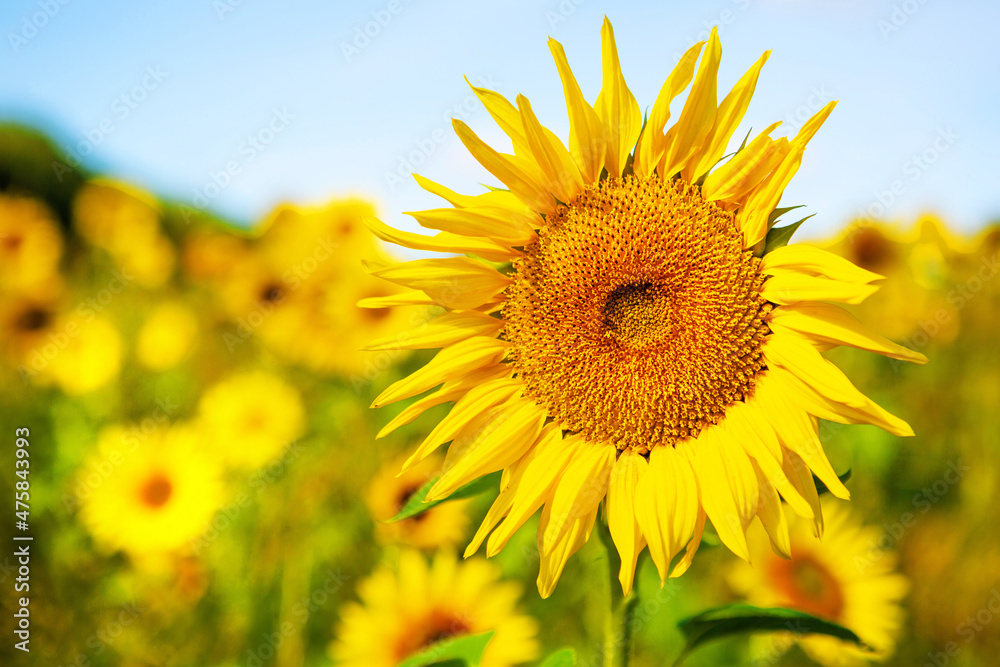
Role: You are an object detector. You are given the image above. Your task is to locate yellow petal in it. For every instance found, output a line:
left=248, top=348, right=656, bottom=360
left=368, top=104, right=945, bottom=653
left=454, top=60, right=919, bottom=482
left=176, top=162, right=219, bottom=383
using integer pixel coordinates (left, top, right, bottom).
left=761, top=272, right=879, bottom=306
left=368, top=257, right=510, bottom=310
left=751, top=459, right=791, bottom=559
left=487, top=426, right=574, bottom=556
left=690, top=50, right=770, bottom=181
left=686, top=428, right=757, bottom=562
left=769, top=301, right=927, bottom=364
left=633, top=40, right=704, bottom=179
left=634, top=444, right=699, bottom=583
left=517, top=94, right=585, bottom=203
left=540, top=437, right=614, bottom=555
left=406, top=206, right=538, bottom=247
left=404, top=378, right=523, bottom=470
left=465, top=450, right=532, bottom=558
left=466, top=78, right=531, bottom=158
left=429, top=398, right=547, bottom=501
left=371, top=336, right=508, bottom=408
left=548, top=38, right=607, bottom=183
left=364, top=216, right=518, bottom=263
left=365, top=310, right=503, bottom=351
left=738, top=102, right=836, bottom=246
left=594, top=17, right=642, bottom=177
left=701, top=122, right=784, bottom=202
left=413, top=173, right=538, bottom=216
left=357, top=290, right=434, bottom=308
left=536, top=503, right=597, bottom=599
left=669, top=507, right=706, bottom=579
left=660, top=27, right=721, bottom=178
left=780, top=446, right=823, bottom=535
left=453, top=119, right=556, bottom=215
left=607, top=449, right=647, bottom=595
left=762, top=243, right=883, bottom=284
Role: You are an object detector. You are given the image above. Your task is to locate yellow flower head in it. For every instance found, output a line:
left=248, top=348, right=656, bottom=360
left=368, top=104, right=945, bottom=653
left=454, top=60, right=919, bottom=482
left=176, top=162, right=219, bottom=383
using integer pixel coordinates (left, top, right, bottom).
left=728, top=500, right=908, bottom=666
left=366, top=19, right=926, bottom=597
left=80, top=423, right=223, bottom=556
left=331, top=550, right=539, bottom=667
left=47, top=314, right=123, bottom=395
left=366, top=453, right=471, bottom=550
left=73, top=179, right=176, bottom=288
left=0, top=194, right=64, bottom=293
left=198, top=370, right=305, bottom=469
left=135, top=301, right=199, bottom=371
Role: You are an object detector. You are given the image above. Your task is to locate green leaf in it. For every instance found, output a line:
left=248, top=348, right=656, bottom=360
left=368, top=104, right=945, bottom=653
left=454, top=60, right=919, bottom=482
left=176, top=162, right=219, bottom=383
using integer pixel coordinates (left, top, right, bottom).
left=673, top=604, right=866, bottom=666
left=815, top=469, right=852, bottom=496
left=538, top=648, right=577, bottom=667
left=397, top=631, right=494, bottom=667
left=388, top=471, right=502, bottom=523
left=763, top=212, right=816, bottom=254
left=766, top=204, right=805, bottom=228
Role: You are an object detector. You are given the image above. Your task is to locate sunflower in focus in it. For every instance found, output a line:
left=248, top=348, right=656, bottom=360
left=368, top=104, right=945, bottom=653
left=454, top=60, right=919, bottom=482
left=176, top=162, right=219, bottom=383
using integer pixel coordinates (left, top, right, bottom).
left=366, top=452, right=471, bottom=550
left=728, top=500, right=908, bottom=666
left=197, top=370, right=306, bottom=469
left=365, top=19, right=926, bottom=597
left=80, top=423, right=223, bottom=556
left=331, top=550, right=539, bottom=667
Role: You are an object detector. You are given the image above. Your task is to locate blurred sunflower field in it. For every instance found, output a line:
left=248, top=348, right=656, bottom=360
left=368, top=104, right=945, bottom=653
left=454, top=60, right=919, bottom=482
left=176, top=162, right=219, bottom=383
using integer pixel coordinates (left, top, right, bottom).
left=2, top=4, right=1000, bottom=667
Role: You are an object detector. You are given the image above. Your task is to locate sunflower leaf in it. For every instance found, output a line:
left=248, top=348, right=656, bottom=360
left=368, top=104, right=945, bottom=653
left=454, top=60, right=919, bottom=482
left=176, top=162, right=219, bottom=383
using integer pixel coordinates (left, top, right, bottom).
left=815, top=469, right=852, bottom=496
left=388, top=471, right=502, bottom=523
left=538, top=648, right=577, bottom=666
left=766, top=204, right=805, bottom=228
left=763, top=213, right=814, bottom=254
left=396, top=630, right=495, bottom=667
left=672, top=604, right=866, bottom=666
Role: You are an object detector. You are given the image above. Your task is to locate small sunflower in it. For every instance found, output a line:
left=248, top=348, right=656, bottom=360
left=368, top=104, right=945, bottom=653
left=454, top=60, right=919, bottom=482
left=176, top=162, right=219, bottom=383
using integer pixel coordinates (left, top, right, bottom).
left=80, top=423, right=223, bottom=555
left=331, top=549, right=539, bottom=667
left=727, top=500, right=908, bottom=666
left=365, top=19, right=926, bottom=597
left=135, top=301, right=199, bottom=371
left=0, top=194, right=64, bottom=292
left=197, top=370, right=305, bottom=469
left=366, top=452, right=471, bottom=550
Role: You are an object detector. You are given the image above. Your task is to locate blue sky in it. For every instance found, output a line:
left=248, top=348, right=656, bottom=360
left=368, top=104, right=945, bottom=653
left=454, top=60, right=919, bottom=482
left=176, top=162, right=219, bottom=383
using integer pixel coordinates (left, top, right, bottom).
left=2, top=0, right=998, bottom=240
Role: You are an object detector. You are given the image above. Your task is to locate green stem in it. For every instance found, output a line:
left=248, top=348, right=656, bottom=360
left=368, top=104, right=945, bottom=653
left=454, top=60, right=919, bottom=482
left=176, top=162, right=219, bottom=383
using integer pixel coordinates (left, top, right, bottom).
left=598, top=519, right=638, bottom=667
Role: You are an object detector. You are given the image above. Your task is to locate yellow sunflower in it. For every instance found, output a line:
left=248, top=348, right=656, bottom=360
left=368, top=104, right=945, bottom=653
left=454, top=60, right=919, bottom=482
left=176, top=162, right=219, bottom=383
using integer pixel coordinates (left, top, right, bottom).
left=331, top=549, right=539, bottom=667
left=727, top=500, right=908, bottom=666
left=79, top=423, right=223, bottom=555
left=0, top=193, right=64, bottom=292
left=365, top=19, right=927, bottom=597
left=135, top=301, right=199, bottom=371
left=366, top=452, right=471, bottom=550
left=197, top=370, right=306, bottom=469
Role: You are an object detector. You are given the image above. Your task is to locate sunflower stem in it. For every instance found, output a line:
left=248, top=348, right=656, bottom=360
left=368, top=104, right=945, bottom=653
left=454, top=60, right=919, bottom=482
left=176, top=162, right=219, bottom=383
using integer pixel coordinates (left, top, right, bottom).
left=598, top=518, right=637, bottom=667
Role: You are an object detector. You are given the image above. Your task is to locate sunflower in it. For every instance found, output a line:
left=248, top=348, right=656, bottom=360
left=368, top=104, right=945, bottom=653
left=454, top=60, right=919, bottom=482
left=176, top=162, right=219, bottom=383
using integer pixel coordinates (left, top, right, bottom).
left=365, top=19, right=926, bottom=597
left=331, top=549, right=539, bottom=667
left=0, top=193, right=64, bottom=292
left=197, top=370, right=306, bottom=469
left=366, top=452, right=471, bottom=550
left=135, top=301, right=199, bottom=371
left=79, top=423, right=223, bottom=555
left=727, top=500, right=908, bottom=666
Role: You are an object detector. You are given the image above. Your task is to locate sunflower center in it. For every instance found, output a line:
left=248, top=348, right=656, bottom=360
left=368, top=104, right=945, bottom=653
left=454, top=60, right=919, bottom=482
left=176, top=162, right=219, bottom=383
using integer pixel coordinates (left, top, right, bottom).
left=139, top=473, right=174, bottom=509
left=769, top=553, right=845, bottom=620
left=503, top=175, right=770, bottom=452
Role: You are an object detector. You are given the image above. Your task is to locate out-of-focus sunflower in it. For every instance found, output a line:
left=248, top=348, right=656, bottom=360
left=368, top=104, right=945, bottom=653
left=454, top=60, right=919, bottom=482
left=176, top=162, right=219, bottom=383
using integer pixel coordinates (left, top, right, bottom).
left=135, top=301, right=199, bottom=371
left=0, top=193, right=64, bottom=292
left=73, top=179, right=176, bottom=287
left=728, top=500, right=908, bottom=666
left=366, top=452, right=470, bottom=550
left=331, top=550, right=539, bottom=667
left=197, top=370, right=305, bottom=469
left=80, top=423, right=223, bottom=556
left=366, top=20, right=926, bottom=596
left=0, top=281, right=65, bottom=374
left=45, top=314, right=123, bottom=395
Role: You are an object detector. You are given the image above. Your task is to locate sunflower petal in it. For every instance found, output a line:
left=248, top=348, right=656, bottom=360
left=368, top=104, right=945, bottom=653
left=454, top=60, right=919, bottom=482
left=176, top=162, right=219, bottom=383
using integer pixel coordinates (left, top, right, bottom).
left=406, top=206, right=538, bottom=246
left=635, top=444, right=699, bottom=582
left=366, top=311, right=503, bottom=352
left=548, top=38, right=606, bottom=183
left=594, top=17, right=642, bottom=177
left=607, top=449, right=648, bottom=595
left=537, top=503, right=597, bottom=599
left=762, top=244, right=883, bottom=284
left=540, top=437, right=614, bottom=555
left=363, top=216, right=518, bottom=262
left=517, top=94, right=585, bottom=203
left=466, top=78, right=531, bottom=158
left=368, top=257, right=511, bottom=310
left=761, top=272, right=879, bottom=306
left=701, top=122, right=784, bottom=202
left=660, top=27, right=721, bottom=178
left=751, top=459, right=792, bottom=558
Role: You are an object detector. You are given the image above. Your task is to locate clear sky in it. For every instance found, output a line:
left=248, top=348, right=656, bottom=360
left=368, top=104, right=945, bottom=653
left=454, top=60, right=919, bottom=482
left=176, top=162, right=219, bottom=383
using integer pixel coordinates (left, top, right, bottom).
left=2, top=0, right=998, bottom=240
